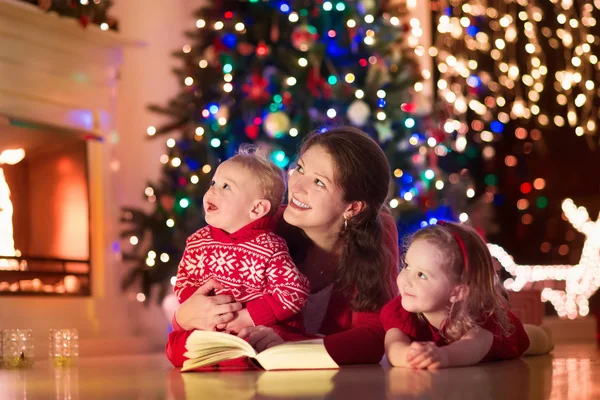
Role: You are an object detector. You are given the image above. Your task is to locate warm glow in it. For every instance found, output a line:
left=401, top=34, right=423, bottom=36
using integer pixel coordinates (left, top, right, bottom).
left=489, top=199, right=600, bottom=317
left=0, top=149, right=26, bottom=270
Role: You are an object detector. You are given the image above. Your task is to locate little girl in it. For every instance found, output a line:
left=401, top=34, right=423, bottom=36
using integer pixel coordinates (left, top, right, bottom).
left=382, top=221, right=552, bottom=369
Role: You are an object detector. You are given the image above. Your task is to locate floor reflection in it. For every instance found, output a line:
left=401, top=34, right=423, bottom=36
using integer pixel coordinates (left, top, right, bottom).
left=0, top=344, right=598, bottom=399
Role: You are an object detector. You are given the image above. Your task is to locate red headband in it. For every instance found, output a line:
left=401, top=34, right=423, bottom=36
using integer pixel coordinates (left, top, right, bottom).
left=437, top=220, right=469, bottom=272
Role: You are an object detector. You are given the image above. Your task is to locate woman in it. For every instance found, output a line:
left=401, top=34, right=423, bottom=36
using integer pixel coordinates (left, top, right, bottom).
left=167, top=126, right=399, bottom=366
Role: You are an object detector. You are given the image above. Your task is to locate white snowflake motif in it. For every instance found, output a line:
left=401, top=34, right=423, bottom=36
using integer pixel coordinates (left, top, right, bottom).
left=239, top=257, right=265, bottom=284
left=184, top=252, right=206, bottom=277
left=277, top=260, right=298, bottom=282
left=209, top=250, right=237, bottom=275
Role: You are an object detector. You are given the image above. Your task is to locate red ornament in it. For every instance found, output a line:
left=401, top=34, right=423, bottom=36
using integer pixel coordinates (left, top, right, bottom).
left=431, top=129, right=446, bottom=143
left=281, top=91, right=292, bottom=106
left=160, top=195, right=175, bottom=211
left=243, top=74, right=270, bottom=103
left=271, top=23, right=280, bottom=42
left=245, top=124, right=259, bottom=139
left=212, top=37, right=227, bottom=54
left=179, top=177, right=187, bottom=187
left=291, top=25, right=318, bottom=51
left=520, top=182, right=533, bottom=194
left=237, top=42, right=255, bottom=56
left=306, top=67, right=331, bottom=99
left=401, top=103, right=417, bottom=113
left=256, top=41, right=269, bottom=57
left=79, top=15, right=90, bottom=28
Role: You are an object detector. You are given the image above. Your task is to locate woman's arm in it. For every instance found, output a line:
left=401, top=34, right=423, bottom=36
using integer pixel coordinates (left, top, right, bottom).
left=165, top=329, right=194, bottom=367
left=165, top=280, right=242, bottom=368
left=322, top=310, right=386, bottom=365
left=385, top=328, right=413, bottom=367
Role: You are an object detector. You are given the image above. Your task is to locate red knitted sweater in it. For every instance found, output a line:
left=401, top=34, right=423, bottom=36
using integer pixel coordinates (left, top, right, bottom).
left=174, top=216, right=310, bottom=328
left=166, top=207, right=399, bottom=367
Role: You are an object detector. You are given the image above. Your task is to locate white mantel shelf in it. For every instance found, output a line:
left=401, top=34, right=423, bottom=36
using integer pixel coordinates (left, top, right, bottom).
left=0, top=0, right=143, bottom=135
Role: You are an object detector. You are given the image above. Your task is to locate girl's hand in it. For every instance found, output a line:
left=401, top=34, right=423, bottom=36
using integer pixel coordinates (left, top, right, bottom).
left=407, top=342, right=449, bottom=370
left=175, top=279, right=243, bottom=331
left=238, top=326, right=284, bottom=352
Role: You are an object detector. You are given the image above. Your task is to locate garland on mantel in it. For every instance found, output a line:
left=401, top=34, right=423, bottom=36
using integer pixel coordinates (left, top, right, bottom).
left=18, top=0, right=118, bottom=31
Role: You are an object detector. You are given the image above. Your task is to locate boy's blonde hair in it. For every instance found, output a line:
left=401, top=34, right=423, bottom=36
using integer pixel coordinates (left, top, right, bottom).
left=228, top=144, right=286, bottom=216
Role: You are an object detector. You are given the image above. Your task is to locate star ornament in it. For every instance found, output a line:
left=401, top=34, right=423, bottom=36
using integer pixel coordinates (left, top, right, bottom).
left=243, top=74, right=270, bottom=103
left=488, top=199, right=600, bottom=319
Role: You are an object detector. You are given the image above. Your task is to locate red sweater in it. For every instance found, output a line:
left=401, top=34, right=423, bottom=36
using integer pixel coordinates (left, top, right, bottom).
left=381, top=296, right=530, bottom=361
left=165, top=207, right=399, bottom=367
left=174, top=217, right=310, bottom=328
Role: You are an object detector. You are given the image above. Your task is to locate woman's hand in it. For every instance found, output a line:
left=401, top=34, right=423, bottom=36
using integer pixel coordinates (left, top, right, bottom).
left=223, top=309, right=254, bottom=335
left=175, top=279, right=242, bottom=331
left=238, top=326, right=284, bottom=352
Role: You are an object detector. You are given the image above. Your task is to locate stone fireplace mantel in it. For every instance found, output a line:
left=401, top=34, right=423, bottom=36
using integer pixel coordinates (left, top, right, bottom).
left=0, top=0, right=151, bottom=356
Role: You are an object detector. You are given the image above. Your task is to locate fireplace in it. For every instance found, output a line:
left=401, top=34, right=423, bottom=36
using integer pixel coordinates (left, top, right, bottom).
left=0, top=122, right=91, bottom=295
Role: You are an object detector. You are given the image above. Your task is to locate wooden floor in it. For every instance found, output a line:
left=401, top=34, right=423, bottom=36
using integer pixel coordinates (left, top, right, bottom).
left=0, top=343, right=599, bottom=399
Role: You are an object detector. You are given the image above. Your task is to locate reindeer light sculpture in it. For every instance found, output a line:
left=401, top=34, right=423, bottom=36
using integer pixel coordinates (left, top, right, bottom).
left=488, top=199, right=600, bottom=319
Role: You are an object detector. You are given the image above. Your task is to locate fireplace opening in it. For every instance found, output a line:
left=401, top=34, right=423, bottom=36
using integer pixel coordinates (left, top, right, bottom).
left=0, top=123, right=91, bottom=296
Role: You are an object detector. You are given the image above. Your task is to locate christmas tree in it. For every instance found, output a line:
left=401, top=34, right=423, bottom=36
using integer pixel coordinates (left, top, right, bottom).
left=121, top=0, right=467, bottom=304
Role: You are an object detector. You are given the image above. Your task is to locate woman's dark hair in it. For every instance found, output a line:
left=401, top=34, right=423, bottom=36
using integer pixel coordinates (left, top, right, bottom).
left=291, top=126, right=397, bottom=311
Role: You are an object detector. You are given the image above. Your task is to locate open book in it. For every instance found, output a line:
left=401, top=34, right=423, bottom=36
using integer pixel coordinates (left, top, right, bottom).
left=181, top=330, right=339, bottom=372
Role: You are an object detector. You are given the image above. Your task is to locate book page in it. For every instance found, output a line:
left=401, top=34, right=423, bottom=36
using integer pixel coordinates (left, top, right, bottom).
left=181, top=349, right=250, bottom=371
left=186, top=330, right=256, bottom=355
left=181, top=331, right=257, bottom=371
left=254, top=340, right=339, bottom=371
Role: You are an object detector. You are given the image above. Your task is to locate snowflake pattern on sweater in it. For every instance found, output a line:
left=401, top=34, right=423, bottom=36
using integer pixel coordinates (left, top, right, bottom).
left=174, top=219, right=310, bottom=325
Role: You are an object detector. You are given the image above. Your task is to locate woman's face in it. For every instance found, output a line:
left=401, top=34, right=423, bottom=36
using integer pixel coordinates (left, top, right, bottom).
left=283, top=145, right=349, bottom=235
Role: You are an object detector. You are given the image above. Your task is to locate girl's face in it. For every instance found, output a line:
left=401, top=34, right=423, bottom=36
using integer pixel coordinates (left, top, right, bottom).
left=397, top=239, right=457, bottom=314
left=283, top=145, right=349, bottom=236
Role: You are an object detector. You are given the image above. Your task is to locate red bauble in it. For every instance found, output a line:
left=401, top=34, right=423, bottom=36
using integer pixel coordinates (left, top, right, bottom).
left=291, top=25, right=318, bottom=51
left=79, top=15, right=90, bottom=28
left=160, top=195, right=175, bottom=211
left=432, top=129, right=446, bottom=143
left=256, top=41, right=269, bottom=57
left=401, top=103, right=417, bottom=113
left=243, top=74, right=270, bottom=103
left=237, top=42, right=255, bottom=56
left=245, top=124, right=259, bottom=139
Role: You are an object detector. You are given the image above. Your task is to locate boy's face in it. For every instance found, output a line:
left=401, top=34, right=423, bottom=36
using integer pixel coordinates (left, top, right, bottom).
left=203, top=160, right=264, bottom=233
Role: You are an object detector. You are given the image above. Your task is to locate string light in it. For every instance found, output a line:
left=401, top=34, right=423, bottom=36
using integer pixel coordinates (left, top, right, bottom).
left=435, top=1, right=600, bottom=140
left=489, top=199, right=600, bottom=318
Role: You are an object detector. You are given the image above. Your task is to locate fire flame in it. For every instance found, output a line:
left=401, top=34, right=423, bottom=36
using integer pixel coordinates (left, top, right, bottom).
left=0, top=149, right=25, bottom=270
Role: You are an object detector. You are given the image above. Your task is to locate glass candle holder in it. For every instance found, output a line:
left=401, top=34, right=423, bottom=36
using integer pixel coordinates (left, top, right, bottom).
left=49, top=329, right=79, bottom=367
left=2, top=329, right=34, bottom=368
